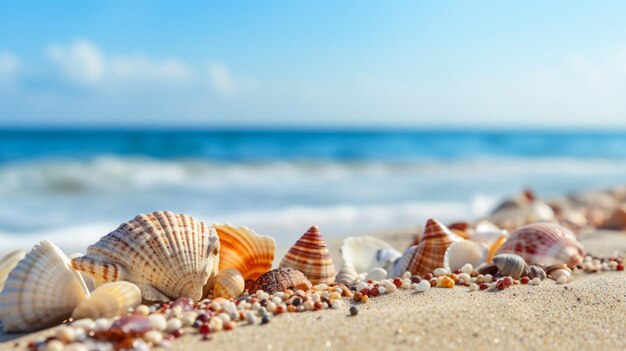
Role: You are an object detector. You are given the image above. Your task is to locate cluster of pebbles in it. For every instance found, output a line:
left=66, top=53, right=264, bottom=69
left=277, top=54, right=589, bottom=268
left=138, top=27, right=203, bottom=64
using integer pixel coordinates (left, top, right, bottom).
left=21, top=251, right=624, bottom=351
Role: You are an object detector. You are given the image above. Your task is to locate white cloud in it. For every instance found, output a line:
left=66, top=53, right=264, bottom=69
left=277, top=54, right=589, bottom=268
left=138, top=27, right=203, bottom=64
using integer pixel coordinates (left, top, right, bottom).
left=0, top=52, right=20, bottom=76
left=110, top=56, right=190, bottom=81
left=208, top=62, right=236, bottom=96
left=46, top=39, right=105, bottom=86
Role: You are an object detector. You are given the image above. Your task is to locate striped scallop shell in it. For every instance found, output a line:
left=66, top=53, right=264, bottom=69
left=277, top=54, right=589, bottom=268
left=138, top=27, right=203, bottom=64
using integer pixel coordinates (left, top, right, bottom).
left=212, top=223, right=275, bottom=282
left=495, top=222, right=584, bottom=268
left=72, top=282, right=141, bottom=320
left=0, top=241, right=90, bottom=332
left=392, top=218, right=463, bottom=277
left=71, top=211, right=220, bottom=302
left=213, top=268, right=245, bottom=299
left=0, top=250, right=26, bottom=292
left=252, top=267, right=312, bottom=294
left=280, top=226, right=335, bottom=285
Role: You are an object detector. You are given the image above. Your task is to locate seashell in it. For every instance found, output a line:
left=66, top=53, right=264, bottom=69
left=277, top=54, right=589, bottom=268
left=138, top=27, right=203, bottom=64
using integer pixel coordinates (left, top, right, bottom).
left=251, top=267, right=312, bottom=294
left=0, top=250, right=26, bottom=292
left=72, top=282, right=141, bottom=320
left=280, top=226, right=335, bottom=285
left=0, top=240, right=89, bottom=332
left=365, top=267, right=387, bottom=282
left=213, top=269, right=245, bottom=299
left=545, top=264, right=572, bottom=283
left=477, top=263, right=499, bottom=276
left=340, top=236, right=399, bottom=275
left=69, top=253, right=95, bottom=292
left=211, top=223, right=275, bottom=282
left=492, top=254, right=528, bottom=279
left=443, top=240, right=489, bottom=272
left=526, top=264, right=547, bottom=281
left=495, top=223, right=584, bottom=268
left=71, top=211, right=220, bottom=302
left=392, top=218, right=464, bottom=277
left=469, top=221, right=508, bottom=262
left=600, top=205, right=626, bottom=230
left=335, top=263, right=357, bottom=284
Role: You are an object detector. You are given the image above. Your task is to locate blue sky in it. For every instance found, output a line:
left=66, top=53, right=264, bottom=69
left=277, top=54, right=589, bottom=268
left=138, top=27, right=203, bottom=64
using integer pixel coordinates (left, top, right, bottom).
left=1, top=1, right=626, bottom=128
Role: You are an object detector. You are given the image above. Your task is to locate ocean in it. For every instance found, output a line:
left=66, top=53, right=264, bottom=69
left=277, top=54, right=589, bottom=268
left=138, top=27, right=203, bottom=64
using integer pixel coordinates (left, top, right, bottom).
left=1, top=129, right=626, bottom=254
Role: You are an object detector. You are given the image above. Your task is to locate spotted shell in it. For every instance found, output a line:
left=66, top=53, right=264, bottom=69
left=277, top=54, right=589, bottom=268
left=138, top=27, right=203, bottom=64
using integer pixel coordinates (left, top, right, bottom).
left=392, top=218, right=464, bottom=277
left=213, top=268, right=245, bottom=299
left=71, top=211, right=220, bottom=302
left=492, top=253, right=528, bottom=279
left=495, top=223, right=584, bottom=268
left=251, top=267, right=312, bottom=294
left=335, top=263, right=357, bottom=284
left=0, top=250, right=26, bottom=293
left=280, top=226, right=335, bottom=285
left=212, top=223, right=275, bottom=282
left=72, top=282, right=141, bottom=320
left=0, top=241, right=90, bottom=332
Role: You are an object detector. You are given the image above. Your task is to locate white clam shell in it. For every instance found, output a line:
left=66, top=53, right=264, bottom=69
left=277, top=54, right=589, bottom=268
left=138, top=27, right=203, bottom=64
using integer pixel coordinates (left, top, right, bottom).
left=0, top=241, right=90, bottom=332
left=340, top=236, right=400, bottom=274
left=0, top=250, right=26, bottom=292
left=72, top=282, right=141, bottom=320
left=443, top=240, right=489, bottom=273
left=365, top=267, right=388, bottom=282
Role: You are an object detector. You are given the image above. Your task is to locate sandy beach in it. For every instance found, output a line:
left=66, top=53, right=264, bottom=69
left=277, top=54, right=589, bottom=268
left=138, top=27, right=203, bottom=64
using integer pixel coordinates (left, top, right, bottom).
left=2, top=226, right=625, bottom=351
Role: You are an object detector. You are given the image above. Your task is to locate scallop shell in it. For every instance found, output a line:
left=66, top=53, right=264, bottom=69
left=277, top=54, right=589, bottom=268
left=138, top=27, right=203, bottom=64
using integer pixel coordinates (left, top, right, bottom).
left=212, top=223, right=275, bottom=282
left=0, top=240, right=90, bottom=332
left=495, top=222, right=584, bottom=268
left=0, top=250, right=26, bottom=292
left=213, top=268, right=245, bottom=299
left=492, top=253, right=528, bottom=279
left=392, top=218, right=464, bottom=277
left=71, top=211, right=220, bottom=302
left=527, top=264, right=547, bottom=281
left=280, top=226, right=335, bottom=285
left=251, top=267, right=312, bottom=294
left=72, top=282, right=141, bottom=320
left=444, top=240, right=489, bottom=272
left=340, top=236, right=399, bottom=274
left=545, top=264, right=572, bottom=283
left=335, top=263, right=357, bottom=284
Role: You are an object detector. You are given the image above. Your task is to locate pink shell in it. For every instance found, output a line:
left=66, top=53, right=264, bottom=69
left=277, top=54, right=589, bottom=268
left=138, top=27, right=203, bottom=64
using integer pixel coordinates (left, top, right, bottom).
left=495, top=222, right=584, bottom=268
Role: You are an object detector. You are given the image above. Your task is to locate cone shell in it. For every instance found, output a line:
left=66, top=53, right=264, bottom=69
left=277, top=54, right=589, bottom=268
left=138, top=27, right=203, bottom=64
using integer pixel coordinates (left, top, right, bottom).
left=213, top=269, right=245, bottom=299
left=335, top=263, right=357, bottom=284
left=492, top=253, right=528, bottom=279
left=495, top=223, right=584, bottom=268
left=71, top=211, right=220, bottom=302
left=0, top=250, right=26, bottom=292
left=212, top=223, right=275, bottom=282
left=72, top=282, right=141, bottom=320
left=251, top=267, right=312, bottom=294
left=444, top=240, right=489, bottom=272
left=0, top=241, right=90, bottom=332
left=392, top=219, right=464, bottom=277
left=280, top=226, right=335, bottom=285
left=340, top=236, right=399, bottom=274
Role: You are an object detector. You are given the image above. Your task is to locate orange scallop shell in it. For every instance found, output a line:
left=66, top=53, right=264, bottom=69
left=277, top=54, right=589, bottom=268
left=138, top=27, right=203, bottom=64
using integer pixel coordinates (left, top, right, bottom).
left=279, top=226, right=335, bottom=285
left=392, top=218, right=463, bottom=277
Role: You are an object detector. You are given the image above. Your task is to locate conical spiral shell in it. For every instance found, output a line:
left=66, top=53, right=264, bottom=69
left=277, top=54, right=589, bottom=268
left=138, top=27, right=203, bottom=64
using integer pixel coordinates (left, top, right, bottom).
left=252, top=267, right=312, bottom=294
left=71, top=211, right=220, bottom=302
left=280, top=226, right=335, bottom=285
left=0, top=241, right=89, bottom=332
left=72, top=282, right=141, bottom=320
left=392, top=219, right=463, bottom=277
left=0, top=250, right=26, bottom=292
left=495, top=223, right=584, bottom=268
left=527, top=264, right=547, bottom=281
left=335, top=263, right=358, bottom=284
left=492, top=253, right=528, bottom=279
left=213, top=269, right=245, bottom=299
left=212, top=223, right=275, bottom=282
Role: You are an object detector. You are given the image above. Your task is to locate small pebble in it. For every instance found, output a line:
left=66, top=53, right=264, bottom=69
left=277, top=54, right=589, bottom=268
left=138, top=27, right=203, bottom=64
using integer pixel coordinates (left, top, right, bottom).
left=209, top=317, right=223, bottom=331
left=135, top=304, right=150, bottom=316
left=484, top=274, right=493, bottom=283
left=245, top=311, right=257, bottom=325
left=261, top=315, right=270, bottom=324
left=331, top=300, right=342, bottom=309
left=414, top=280, right=431, bottom=293
left=148, top=314, right=167, bottom=331
left=469, top=283, right=478, bottom=291
left=56, top=326, right=76, bottom=343
left=72, top=318, right=96, bottom=332
left=461, top=263, right=473, bottom=274
left=349, top=306, right=358, bottom=316
left=532, top=277, right=542, bottom=286
left=402, top=271, right=411, bottom=279
left=43, top=340, right=64, bottom=351
left=144, top=330, right=163, bottom=345
left=166, top=318, right=183, bottom=333
left=94, top=318, right=112, bottom=332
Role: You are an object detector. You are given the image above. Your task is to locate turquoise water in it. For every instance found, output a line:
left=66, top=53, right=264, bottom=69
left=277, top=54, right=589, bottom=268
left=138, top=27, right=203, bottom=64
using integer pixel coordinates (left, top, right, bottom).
left=1, top=129, right=625, bottom=253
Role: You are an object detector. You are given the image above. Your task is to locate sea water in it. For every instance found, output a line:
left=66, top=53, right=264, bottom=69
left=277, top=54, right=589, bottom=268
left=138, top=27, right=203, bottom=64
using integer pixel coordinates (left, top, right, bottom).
left=1, top=129, right=626, bottom=253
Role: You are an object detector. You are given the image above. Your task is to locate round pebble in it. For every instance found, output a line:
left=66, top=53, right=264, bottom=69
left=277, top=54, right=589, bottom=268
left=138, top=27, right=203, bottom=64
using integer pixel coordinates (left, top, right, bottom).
left=414, top=280, right=431, bottom=293
left=72, top=318, right=96, bottom=332
left=469, top=283, right=478, bottom=291
left=245, top=311, right=257, bottom=325
left=532, top=277, right=542, bottom=285
left=135, top=304, right=150, bottom=316
left=56, top=326, right=76, bottom=343
left=434, top=267, right=449, bottom=277
left=43, top=340, right=64, bottom=351
left=144, top=330, right=163, bottom=345
left=331, top=300, right=342, bottom=309
left=148, top=314, right=167, bottom=331
left=261, top=315, right=270, bottom=324
left=461, top=263, right=473, bottom=274
left=349, top=306, right=358, bottom=316
left=166, top=318, right=183, bottom=333
left=209, top=317, right=223, bottom=331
